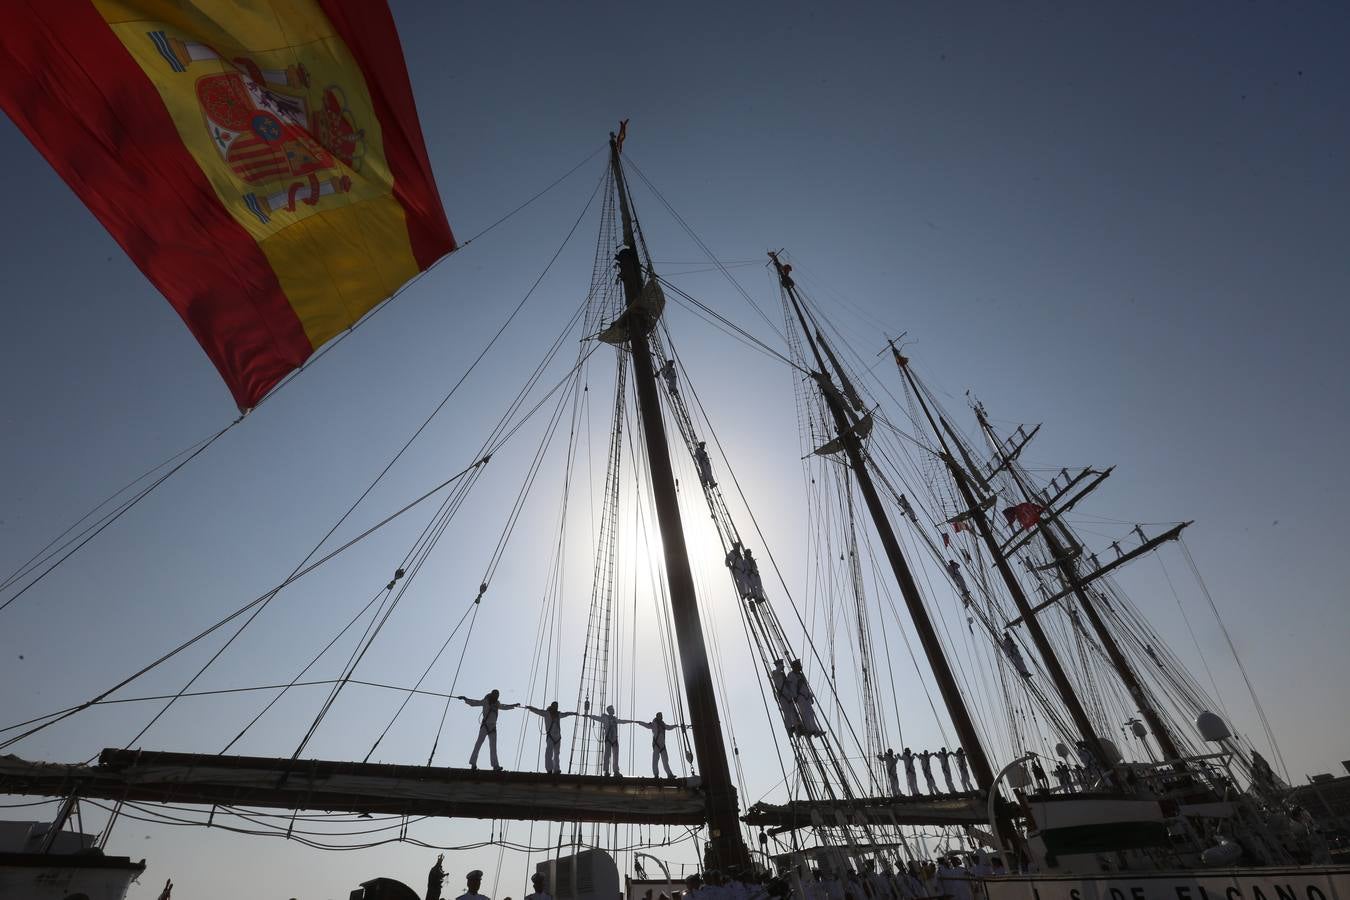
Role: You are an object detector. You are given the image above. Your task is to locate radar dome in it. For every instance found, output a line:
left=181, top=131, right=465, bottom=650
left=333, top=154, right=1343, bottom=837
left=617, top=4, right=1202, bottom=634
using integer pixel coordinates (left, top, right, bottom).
left=1196, top=710, right=1231, bottom=742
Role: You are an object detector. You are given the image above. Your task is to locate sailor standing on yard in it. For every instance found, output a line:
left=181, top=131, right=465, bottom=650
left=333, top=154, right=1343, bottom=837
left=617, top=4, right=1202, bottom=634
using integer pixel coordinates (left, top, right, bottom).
left=918, top=749, right=938, bottom=794
left=901, top=747, right=919, bottom=795
left=770, top=659, right=801, bottom=734
left=525, top=701, right=577, bottom=775
left=878, top=748, right=901, bottom=796
left=937, top=747, right=956, bottom=793
left=585, top=703, right=625, bottom=777
left=459, top=689, right=519, bottom=771
left=631, top=711, right=688, bottom=778
left=954, top=747, right=973, bottom=791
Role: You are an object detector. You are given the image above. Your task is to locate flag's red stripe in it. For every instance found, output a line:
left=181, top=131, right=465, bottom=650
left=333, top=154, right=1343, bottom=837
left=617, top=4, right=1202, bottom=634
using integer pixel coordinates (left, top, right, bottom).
left=318, top=0, right=456, bottom=267
left=0, top=1, right=313, bottom=410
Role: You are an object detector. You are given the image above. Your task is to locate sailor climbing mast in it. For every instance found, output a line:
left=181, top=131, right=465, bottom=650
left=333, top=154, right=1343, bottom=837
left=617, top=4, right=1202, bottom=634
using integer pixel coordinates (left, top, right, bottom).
left=608, top=129, right=749, bottom=870
left=974, top=404, right=1184, bottom=763
left=769, top=251, right=995, bottom=791
left=889, top=349, right=1109, bottom=765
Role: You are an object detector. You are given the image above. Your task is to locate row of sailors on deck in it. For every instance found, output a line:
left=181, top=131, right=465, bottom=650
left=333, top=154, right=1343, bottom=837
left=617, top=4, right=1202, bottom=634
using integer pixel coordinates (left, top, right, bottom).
left=456, top=690, right=689, bottom=779
left=677, top=855, right=1000, bottom=900
left=877, top=746, right=975, bottom=795
left=428, top=854, right=1009, bottom=900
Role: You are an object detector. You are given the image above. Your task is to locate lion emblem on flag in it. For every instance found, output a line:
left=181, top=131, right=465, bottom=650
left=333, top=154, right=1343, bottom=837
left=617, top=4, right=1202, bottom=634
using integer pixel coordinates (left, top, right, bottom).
left=147, top=30, right=367, bottom=224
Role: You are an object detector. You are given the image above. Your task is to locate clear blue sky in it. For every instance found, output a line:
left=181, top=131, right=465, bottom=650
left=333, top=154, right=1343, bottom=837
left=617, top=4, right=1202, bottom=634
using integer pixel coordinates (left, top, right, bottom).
left=2, top=3, right=1348, bottom=899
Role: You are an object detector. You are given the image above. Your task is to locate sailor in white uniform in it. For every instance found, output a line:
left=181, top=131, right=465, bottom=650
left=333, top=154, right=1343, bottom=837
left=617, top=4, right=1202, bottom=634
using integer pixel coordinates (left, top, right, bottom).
left=1001, top=632, right=1032, bottom=678
left=456, top=869, right=491, bottom=900
left=726, top=543, right=751, bottom=598
left=879, top=748, right=902, bottom=796
left=695, top=441, right=716, bottom=488
left=901, top=747, right=919, bottom=795
left=525, top=701, right=577, bottom=775
left=460, top=689, right=519, bottom=771
left=631, top=711, right=687, bottom=778
left=770, top=659, right=801, bottom=734
left=786, top=659, right=824, bottom=736
left=585, top=703, right=625, bottom=777
left=937, top=747, right=956, bottom=793
left=742, top=549, right=768, bottom=602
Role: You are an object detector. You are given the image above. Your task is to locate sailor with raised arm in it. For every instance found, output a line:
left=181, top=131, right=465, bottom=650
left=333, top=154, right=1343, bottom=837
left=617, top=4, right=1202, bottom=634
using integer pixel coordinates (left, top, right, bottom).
left=918, top=749, right=938, bottom=794
left=460, top=689, right=519, bottom=771
left=631, top=711, right=688, bottom=778
left=695, top=441, right=717, bottom=488
left=901, top=747, right=919, bottom=795
left=897, top=493, right=919, bottom=525
left=585, top=702, right=624, bottom=777
left=525, top=700, right=577, bottom=775
left=770, top=659, right=801, bottom=734
left=786, top=659, right=824, bottom=737
left=879, top=748, right=901, bottom=796
left=1001, top=632, right=1032, bottom=679
left=427, top=854, right=447, bottom=900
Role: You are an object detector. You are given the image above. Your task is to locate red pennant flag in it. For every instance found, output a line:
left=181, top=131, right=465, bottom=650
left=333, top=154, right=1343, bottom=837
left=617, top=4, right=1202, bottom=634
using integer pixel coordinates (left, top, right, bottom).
left=1002, top=502, right=1044, bottom=530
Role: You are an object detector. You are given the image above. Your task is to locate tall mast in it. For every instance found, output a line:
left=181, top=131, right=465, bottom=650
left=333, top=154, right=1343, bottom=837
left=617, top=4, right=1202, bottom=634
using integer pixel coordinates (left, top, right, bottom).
left=608, top=134, right=749, bottom=870
left=892, top=353, right=1107, bottom=764
left=770, top=252, right=995, bottom=790
left=974, top=405, right=1184, bottom=763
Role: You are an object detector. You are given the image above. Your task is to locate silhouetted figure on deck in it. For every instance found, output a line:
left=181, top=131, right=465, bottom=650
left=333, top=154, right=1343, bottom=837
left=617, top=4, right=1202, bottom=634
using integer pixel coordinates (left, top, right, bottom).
left=427, top=854, right=447, bottom=900
left=902, top=747, right=919, bottom=795
left=524, top=872, right=551, bottom=900
left=456, top=869, right=490, bottom=900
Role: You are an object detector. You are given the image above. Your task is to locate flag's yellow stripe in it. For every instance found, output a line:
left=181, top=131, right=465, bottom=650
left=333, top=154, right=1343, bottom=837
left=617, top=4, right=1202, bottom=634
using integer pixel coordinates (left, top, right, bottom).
left=95, top=0, right=420, bottom=348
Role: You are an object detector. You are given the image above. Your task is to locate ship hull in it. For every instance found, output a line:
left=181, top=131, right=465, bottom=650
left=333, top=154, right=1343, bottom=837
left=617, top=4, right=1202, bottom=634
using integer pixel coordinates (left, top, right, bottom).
left=982, top=866, right=1350, bottom=900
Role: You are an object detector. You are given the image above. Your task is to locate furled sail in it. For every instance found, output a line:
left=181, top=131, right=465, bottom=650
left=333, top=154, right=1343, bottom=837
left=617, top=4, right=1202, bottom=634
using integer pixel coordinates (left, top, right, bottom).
left=0, top=0, right=455, bottom=410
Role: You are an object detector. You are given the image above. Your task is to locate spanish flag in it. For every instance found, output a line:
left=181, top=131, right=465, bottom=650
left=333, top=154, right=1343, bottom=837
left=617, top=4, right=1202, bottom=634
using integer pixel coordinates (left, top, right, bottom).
left=0, top=1, right=455, bottom=410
